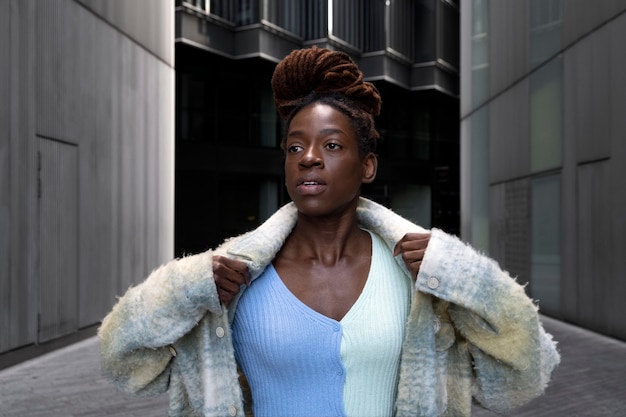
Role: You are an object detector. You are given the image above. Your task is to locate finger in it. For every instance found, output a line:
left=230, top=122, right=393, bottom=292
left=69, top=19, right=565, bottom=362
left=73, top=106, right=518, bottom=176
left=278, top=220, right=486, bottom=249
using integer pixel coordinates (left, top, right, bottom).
left=215, top=275, right=241, bottom=294
left=214, top=255, right=251, bottom=285
left=213, top=257, right=250, bottom=286
left=393, top=233, right=431, bottom=256
left=217, top=287, right=234, bottom=306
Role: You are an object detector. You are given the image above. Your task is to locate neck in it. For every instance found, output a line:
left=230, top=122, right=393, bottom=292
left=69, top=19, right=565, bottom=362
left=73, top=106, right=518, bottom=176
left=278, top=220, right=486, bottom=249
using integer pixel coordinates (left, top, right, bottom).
left=288, top=208, right=366, bottom=266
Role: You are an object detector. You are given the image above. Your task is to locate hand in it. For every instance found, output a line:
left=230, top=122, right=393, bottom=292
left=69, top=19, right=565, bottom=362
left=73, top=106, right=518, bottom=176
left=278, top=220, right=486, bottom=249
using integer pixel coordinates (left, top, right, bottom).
left=212, top=255, right=250, bottom=306
left=393, top=232, right=431, bottom=280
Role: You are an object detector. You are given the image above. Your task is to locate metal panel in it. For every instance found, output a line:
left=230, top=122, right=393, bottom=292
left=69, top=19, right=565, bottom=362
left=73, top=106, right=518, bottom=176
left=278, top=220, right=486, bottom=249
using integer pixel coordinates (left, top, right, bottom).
left=489, top=179, right=531, bottom=285
left=8, top=0, right=38, bottom=352
left=564, top=27, right=610, bottom=164
left=488, top=0, right=530, bottom=97
left=0, top=0, right=11, bottom=353
left=77, top=7, right=112, bottom=328
left=36, top=0, right=80, bottom=143
left=158, top=62, right=175, bottom=264
left=563, top=0, right=626, bottom=49
left=488, top=79, right=530, bottom=183
left=77, top=0, right=174, bottom=66
left=577, top=161, right=611, bottom=333
left=38, top=139, right=78, bottom=343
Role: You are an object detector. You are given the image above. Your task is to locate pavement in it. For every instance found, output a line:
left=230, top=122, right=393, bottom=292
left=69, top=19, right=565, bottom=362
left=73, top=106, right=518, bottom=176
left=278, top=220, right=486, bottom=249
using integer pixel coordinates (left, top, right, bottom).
left=1, top=315, right=625, bottom=416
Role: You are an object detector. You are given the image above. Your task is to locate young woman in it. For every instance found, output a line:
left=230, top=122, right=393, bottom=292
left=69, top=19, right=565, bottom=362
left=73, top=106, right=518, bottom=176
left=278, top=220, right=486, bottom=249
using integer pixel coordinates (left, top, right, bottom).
left=99, top=47, right=559, bottom=417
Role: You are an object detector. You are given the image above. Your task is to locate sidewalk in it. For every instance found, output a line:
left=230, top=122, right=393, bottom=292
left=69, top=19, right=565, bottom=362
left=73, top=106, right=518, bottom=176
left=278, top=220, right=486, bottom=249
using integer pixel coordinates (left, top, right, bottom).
left=1, top=316, right=625, bottom=416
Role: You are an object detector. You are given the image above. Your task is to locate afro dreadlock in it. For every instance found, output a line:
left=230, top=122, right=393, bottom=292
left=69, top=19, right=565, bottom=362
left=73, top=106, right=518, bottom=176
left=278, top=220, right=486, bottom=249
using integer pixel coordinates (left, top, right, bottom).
left=271, top=46, right=382, bottom=156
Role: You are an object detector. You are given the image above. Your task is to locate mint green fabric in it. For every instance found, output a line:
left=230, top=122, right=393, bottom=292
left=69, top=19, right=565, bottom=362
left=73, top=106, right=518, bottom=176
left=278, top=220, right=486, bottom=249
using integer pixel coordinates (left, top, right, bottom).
left=341, top=230, right=412, bottom=416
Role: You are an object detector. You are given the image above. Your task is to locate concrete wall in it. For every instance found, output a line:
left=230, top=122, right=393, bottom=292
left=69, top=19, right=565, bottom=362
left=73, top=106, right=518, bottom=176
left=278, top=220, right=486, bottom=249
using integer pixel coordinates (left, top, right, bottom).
left=0, top=0, right=174, bottom=361
left=460, top=1, right=626, bottom=340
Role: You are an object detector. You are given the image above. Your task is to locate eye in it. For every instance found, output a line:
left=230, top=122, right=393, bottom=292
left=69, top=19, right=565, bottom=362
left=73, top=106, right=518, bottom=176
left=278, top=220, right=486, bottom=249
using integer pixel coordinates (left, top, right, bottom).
left=287, top=144, right=303, bottom=153
left=326, top=142, right=342, bottom=151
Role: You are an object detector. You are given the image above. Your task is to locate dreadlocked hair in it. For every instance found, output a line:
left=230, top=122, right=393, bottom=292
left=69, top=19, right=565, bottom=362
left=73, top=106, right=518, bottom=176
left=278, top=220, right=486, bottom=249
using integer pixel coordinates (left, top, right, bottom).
left=271, top=46, right=382, bottom=156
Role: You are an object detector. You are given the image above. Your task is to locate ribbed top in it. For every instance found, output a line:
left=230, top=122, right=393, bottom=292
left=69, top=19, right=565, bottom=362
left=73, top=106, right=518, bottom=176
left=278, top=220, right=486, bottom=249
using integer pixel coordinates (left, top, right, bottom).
left=232, top=231, right=411, bottom=417
left=341, top=231, right=411, bottom=416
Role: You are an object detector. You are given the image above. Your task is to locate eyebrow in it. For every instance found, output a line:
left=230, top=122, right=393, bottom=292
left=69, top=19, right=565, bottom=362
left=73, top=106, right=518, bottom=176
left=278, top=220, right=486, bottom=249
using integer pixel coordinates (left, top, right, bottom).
left=287, top=128, right=346, bottom=137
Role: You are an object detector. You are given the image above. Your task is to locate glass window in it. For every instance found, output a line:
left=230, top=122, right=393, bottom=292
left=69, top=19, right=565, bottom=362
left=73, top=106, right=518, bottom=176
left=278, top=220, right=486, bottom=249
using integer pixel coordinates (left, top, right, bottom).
left=238, top=0, right=259, bottom=25
left=389, top=184, right=432, bottom=228
left=471, top=0, right=489, bottom=107
left=263, top=0, right=301, bottom=35
left=531, top=174, right=561, bottom=313
left=414, top=0, right=436, bottom=62
left=330, top=0, right=362, bottom=49
left=440, top=0, right=460, bottom=69
left=387, top=0, right=414, bottom=59
left=363, top=0, right=385, bottom=52
left=303, top=0, right=327, bottom=39
left=470, top=105, right=489, bottom=252
left=529, top=0, right=562, bottom=67
left=530, top=56, right=562, bottom=172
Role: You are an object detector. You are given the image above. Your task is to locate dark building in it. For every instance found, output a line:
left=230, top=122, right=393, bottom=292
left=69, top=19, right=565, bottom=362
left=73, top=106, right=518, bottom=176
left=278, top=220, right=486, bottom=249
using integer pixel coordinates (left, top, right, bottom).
left=174, top=0, right=460, bottom=255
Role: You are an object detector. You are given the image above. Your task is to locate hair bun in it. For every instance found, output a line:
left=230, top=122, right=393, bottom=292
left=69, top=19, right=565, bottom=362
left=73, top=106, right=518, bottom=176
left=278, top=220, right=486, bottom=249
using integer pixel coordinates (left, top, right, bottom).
left=271, top=46, right=382, bottom=120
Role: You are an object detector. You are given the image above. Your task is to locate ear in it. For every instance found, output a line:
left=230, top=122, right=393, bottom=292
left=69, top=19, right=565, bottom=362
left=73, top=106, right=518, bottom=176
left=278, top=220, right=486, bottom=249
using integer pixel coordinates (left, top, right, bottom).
left=362, top=152, right=378, bottom=184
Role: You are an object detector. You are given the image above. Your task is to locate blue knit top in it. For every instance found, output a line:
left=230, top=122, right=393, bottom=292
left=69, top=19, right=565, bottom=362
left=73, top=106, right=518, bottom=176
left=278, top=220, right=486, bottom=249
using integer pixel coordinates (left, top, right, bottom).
left=232, top=231, right=411, bottom=417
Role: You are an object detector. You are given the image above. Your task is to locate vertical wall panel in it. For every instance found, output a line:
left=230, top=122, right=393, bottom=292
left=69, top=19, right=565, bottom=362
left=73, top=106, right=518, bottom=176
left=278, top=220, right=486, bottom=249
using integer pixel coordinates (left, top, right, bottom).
left=2, top=0, right=174, bottom=362
left=489, top=79, right=530, bottom=183
left=577, top=162, right=611, bottom=331
left=488, top=0, right=530, bottom=97
left=77, top=0, right=174, bottom=66
left=563, top=0, right=626, bottom=49
left=158, top=62, right=175, bottom=264
left=489, top=180, right=531, bottom=285
left=0, top=0, right=11, bottom=352
left=37, top=0, right=80, bottom=143
left=39, top=139, right=78, bottom=342
left=565, top=29, right=611, bottom=164
left=144, top=55, right=159, bottom=275
left=608, top=12, right=626, bottom=339
left=119, top=35, right=136, bottom=292
left=8, top=0, right=38, bottom=351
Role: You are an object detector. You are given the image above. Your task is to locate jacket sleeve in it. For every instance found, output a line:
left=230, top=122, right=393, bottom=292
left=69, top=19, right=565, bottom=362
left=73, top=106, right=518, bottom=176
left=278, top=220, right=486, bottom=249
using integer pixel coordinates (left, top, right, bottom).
left=98, top=250, right=222, bottom=396
left=416, top=229, right=560, bottom=413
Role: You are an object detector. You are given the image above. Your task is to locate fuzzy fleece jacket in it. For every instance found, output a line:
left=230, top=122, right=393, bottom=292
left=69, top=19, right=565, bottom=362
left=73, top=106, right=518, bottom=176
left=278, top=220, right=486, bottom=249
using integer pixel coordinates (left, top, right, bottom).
left=98, top=197, right=560, bottom=417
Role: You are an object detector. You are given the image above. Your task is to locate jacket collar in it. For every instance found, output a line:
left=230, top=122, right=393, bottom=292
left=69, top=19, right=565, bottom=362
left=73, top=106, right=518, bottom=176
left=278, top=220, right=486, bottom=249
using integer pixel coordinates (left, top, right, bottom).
left=225, top=197, right=427, bottom=278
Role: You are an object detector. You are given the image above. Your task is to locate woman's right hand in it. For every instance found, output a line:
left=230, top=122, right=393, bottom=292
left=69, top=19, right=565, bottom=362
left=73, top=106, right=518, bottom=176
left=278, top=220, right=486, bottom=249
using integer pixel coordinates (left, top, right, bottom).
left=212, top=255, right=250, bottom=306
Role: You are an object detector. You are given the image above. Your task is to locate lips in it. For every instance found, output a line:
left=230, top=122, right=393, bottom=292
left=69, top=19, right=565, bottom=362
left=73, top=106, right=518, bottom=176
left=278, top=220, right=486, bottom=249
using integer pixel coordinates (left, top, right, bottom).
left=296, top=176, right=327, bottom=195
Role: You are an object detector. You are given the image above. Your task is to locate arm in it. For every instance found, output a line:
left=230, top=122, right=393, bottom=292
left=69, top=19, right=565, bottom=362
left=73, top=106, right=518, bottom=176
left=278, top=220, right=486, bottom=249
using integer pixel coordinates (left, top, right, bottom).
left=411, top=229, right=560, bottom=412
left=98, top=251, right=222, bottom=396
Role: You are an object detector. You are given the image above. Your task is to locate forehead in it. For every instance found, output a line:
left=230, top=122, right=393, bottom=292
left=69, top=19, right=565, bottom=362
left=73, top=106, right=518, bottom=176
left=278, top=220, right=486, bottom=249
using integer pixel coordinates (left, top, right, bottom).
left=288, top=103, right=353, bottom=134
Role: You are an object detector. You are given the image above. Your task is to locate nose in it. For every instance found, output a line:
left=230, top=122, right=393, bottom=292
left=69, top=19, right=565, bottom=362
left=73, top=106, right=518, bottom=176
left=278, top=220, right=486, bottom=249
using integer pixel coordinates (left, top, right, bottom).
left=299, top=146, right=323, bottom=168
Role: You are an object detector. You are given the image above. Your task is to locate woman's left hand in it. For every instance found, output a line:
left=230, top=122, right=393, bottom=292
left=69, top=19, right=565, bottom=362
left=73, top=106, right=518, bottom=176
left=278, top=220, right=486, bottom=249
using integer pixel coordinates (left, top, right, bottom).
left=393, top=232, right=431, bottom=280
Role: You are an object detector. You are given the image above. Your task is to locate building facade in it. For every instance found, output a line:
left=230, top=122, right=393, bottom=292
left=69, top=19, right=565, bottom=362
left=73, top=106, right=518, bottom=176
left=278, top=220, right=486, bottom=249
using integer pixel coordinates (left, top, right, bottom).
left=0, top=0, right=174, bottom=368
left=461, top=0, right=626, bottom=340
left=174, top=0, right=460, bottom=255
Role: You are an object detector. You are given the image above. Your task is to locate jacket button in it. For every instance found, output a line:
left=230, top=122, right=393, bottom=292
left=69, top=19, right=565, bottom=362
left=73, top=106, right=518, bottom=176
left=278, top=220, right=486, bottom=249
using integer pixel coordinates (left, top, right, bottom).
left=168, top=345, right=177, bottom=357
left=427, top=277, right=440, bottom=289
left=216, top=327, right=225, bottom=338
left=228, top=405, right=238, bottom=416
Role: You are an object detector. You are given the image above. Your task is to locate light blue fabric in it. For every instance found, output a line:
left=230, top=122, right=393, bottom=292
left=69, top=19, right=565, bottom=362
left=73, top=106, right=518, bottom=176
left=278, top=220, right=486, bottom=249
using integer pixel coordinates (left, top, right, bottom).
left=232, top=231, right=412, bottom=417
left=232, top=264, right=346, bottom=417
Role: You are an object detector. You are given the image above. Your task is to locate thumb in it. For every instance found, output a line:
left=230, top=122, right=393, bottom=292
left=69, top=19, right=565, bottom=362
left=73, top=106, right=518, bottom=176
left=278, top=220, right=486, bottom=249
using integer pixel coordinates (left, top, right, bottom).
left=393, top=241, right=401, bottom=257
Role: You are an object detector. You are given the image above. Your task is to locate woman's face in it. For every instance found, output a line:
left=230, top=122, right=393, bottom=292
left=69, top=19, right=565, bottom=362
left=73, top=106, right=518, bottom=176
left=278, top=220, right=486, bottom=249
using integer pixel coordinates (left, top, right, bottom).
left=284, top=102, right=377, bottom=217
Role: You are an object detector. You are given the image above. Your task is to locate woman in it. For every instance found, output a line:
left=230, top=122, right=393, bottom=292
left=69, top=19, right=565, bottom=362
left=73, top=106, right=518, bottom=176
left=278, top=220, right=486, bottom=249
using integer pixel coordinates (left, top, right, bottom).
left=99, top=47, right=559, bottom=417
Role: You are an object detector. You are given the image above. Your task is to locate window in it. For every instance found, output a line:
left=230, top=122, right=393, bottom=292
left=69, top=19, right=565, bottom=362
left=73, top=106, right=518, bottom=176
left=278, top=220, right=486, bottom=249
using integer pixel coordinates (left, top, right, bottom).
left=531, top=175, right=561, bottom=313
left=471, top=0, right=489, bottom=107
left=530, top=56, right=562, bottom=172
left=529, top=0, right=562, bottom=66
